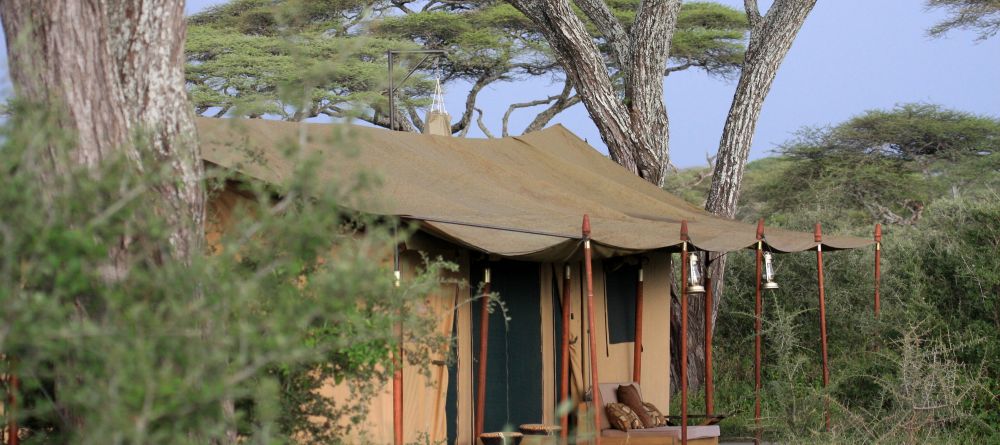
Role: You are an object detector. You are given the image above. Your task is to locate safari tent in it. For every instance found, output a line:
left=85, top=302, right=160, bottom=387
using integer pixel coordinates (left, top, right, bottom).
left=195, top=117, right=877, bottom=445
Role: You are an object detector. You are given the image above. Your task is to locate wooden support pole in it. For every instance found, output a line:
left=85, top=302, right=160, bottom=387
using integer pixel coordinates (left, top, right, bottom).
left=475, top=268, right=492, bottom=441
left=633, top=266, right=644, bottom=384
left=874, top=223, right=882, bottom=318
left=704, top=275, right=714, bottom=416
left=393, top=266, right=403, bottom=445
left=6, top=366, right=18, bottom=445
left=754, top=219, right=764, bottom=443
left=680, top=221, right=689, bottom=445
left=560, top=264, right=572, bottom=440
left=582, top=215, right=602, bottom=445
left=815, top=223, right=831, bottom=432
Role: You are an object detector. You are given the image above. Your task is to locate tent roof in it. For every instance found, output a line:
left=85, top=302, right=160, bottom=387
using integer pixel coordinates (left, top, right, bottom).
left=196, top=117, right=873, bottom=261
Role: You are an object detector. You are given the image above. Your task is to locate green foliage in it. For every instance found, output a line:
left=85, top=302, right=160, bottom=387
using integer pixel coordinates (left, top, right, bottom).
left=186, top=0, right=430, bottom=120
left=666, top=104, right=1000, bottom=443
left=927, top=0, right=1000, bottom=40
left=186, top=0, right=749, bottom=127
left=742, top=103, right=1000, bottom=227
left=0, top=102, right=454, bottom=444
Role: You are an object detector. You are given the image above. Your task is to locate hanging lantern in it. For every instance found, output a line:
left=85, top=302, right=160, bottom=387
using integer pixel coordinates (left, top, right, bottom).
left=687, top=253, right=705, bottom=294
left=763, top=251, right=779, bottom=290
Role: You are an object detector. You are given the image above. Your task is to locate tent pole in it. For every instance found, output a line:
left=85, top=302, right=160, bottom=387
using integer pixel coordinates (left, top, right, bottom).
left=6, top=362, right=17, bottom=445
left=475, top=268, right=492, bottom=441
left=393, top=345, right=403, bottom=445
left=815, top=224, right=831, bottom=432
left=582, top=215, right=602, bottom=445
left=633, top=266, right=644, bottom=384
left=679, top=221, right=690, bottom=445
left=705, top=275, right=714, bottom=417
left=874, top=224, right=882, bottom=318
left=560, top=264, right=572, bottom=440
left=754, top=219, right=764, bottom=444
left=393, top=246, right=403, bottom=445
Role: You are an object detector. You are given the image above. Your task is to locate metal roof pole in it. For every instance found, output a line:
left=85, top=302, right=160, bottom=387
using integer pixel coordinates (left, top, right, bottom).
left=582, top=215, right=602, bottom=445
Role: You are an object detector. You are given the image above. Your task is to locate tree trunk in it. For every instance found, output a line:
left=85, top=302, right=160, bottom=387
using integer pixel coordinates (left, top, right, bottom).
left=692, top=0, right=817, bottom=390
left=1, top=0, right=205, bottom=263
left=507, top=0, right=680, bottom=186
left=1, top=0, right=206, bottom=435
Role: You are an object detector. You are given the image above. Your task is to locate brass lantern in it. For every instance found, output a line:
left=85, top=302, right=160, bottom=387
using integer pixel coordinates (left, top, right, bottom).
left=687, top=252, right=706, bottom=294
left=763, top=251, right=779, bottom=290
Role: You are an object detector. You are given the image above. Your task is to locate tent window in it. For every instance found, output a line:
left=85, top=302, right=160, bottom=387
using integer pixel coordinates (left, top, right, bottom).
left=605, top=262, right=639, bottom=344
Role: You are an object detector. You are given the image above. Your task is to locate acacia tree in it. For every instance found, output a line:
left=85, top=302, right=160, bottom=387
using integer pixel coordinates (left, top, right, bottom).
left=186, top=0, right=747, bottom=142
left=0, top=0, right=204, bottom=264
left=507, top=0, right=816, bottom=389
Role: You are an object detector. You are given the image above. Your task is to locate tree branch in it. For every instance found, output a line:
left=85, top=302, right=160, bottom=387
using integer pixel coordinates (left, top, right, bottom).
left=572, top=0, right=631, bottom=74
left=502, top=96, right=559, bottom=137
left=508, top=0, right=644, bottom=178
left=664, top=62, right=694, bottom=76
left=524, top=80, right=579, bottom=133
left=475, top=107, right=495, bottom=138
left=406, top=105, right=425, bottom=133
left=451, top=70, right=502, bottom=135
left=625, top=0, right=682, bottom=181
left=744, top=0, right=763, bottom=28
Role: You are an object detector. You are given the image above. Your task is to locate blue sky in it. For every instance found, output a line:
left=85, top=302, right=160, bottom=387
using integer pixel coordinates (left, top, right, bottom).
left=3, top=1, right=998, bottom=167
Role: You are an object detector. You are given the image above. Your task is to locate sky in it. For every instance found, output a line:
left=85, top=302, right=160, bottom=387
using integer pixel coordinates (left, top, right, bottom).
left=2, top=0, right=998, bottom=168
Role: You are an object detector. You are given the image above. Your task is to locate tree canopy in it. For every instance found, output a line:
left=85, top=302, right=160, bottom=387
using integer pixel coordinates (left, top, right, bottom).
left=185, top=0, right=748, bottom=134
left=742, top=103, right=1000, bottom=226
left=926, top=0, right=1000, bottom=40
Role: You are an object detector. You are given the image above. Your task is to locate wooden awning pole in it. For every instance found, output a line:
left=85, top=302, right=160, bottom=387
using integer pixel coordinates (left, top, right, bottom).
left=680, top=221, right=690, bottom=445
left=393, top=252, right=403, bottom=445
left=6, top=362, right=18, bottom=445
left=582, top=215, right=602, bottom=445
left=633, top=266, right=644, bottom=384
left=874, top=223, right=882, bottom=318
left=560, top=264, right=572, bottom=440
left=754, top=219, right=764, bottom=444
left=815, top=223, right=831, bottom=432
left=705, top=275, right=714, bottom=416
left=475, top=268, right=492, bottom=441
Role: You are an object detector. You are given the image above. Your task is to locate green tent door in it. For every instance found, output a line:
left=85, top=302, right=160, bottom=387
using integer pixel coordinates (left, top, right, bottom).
left=470, top=260, right=543, bottom=435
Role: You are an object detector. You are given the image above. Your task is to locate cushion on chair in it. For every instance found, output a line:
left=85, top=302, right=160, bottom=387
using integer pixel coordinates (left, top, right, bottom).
left=616, top=384, right=654, bottom=428
left=641, top=402, right=668, bottom=427
left=601, top=425, right=722, bottom=439
left=605, top=403, right=644, bottom=431
left=597, top=382, right=642, bottom=431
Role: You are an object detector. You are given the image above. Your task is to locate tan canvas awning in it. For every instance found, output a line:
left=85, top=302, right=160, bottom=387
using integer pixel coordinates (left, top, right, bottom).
left=197, top=117, right=873, bottom=260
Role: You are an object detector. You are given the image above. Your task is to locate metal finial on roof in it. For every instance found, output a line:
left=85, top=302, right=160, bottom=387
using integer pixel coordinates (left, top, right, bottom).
left=430, top=69, right=447, bottom=114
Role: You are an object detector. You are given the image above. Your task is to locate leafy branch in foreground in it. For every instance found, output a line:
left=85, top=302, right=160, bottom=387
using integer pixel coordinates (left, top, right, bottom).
left=0, top=104, right=454, bottom=444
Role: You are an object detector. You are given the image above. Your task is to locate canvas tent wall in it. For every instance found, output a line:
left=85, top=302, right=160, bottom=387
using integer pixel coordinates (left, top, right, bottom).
left=206, top=183, right=673, bottom=445
left=195, top=117, right=873, bottom=445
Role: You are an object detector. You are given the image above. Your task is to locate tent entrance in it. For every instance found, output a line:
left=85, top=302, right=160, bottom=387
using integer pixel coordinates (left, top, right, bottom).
left=471, top=260, right=543, bottom=434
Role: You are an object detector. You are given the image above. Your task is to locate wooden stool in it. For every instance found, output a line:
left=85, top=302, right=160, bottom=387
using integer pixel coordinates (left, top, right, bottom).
left=479, top=431, right=523, bottom=445
left=518, top=424, right=561, bottom=436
